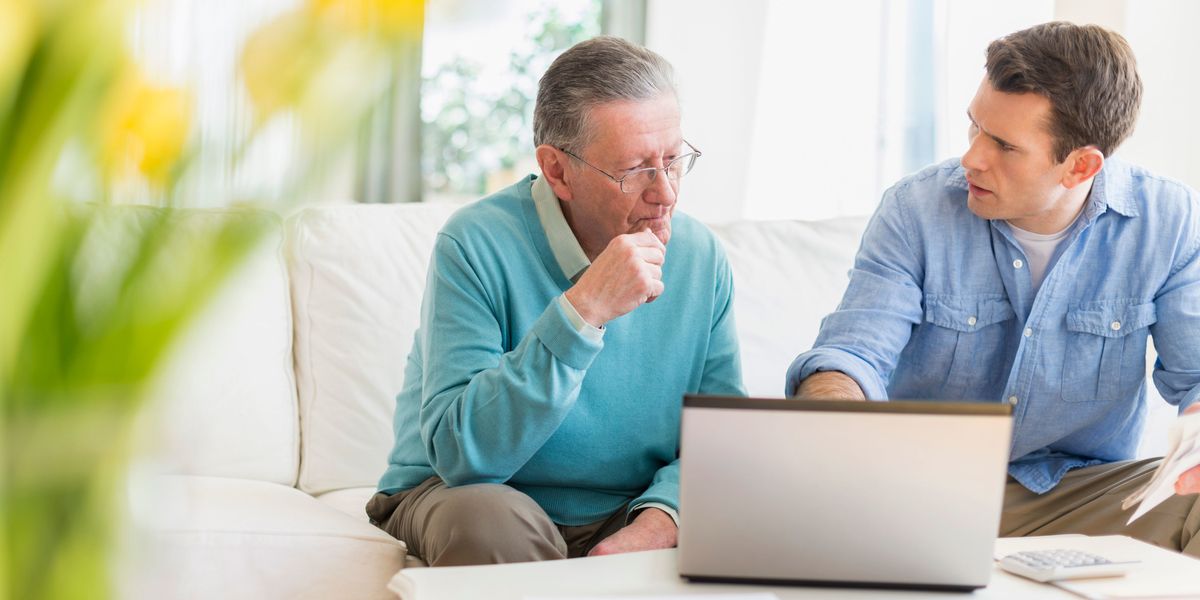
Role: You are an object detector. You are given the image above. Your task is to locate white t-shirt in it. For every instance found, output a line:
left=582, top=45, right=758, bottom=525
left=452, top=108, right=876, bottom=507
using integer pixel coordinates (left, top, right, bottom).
left=1008, top=220, right=1075, bottom=291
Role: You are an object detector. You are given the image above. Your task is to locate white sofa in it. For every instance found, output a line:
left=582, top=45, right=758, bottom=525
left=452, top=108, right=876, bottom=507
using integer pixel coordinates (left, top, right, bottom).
left=122, top=202, right=1173, bottom=599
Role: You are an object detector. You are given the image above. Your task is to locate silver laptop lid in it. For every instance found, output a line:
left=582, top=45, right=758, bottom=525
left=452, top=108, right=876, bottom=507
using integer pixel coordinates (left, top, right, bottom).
left=678, top=396, right=1013, bottom=591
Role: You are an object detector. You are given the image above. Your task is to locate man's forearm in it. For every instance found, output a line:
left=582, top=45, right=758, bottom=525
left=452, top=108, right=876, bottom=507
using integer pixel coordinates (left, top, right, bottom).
left=793, top=371, right=867, bottom=400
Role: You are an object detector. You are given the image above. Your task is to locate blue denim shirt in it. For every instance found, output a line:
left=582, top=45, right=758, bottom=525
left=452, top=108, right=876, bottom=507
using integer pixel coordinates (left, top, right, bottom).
left=786, top=158, right=1200, bottom=494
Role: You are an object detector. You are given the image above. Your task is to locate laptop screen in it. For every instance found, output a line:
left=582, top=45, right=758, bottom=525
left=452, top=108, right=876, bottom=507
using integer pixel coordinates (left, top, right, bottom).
left=678, top=395, right=1012, bottom=591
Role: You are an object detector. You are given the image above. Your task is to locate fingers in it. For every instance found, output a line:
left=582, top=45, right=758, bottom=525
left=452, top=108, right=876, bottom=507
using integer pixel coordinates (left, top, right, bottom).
left=637, top=245, right=665, bottom=265
left=631, top=228, right=666, bottom=252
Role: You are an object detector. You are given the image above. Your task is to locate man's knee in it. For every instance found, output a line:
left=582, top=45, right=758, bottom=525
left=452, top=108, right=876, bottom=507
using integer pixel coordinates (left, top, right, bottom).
left=420, top=483, right=567, bottom=566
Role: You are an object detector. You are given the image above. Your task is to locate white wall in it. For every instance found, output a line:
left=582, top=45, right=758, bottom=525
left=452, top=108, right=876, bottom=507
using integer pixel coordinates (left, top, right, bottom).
left=933, top=0, right=1054, bottom=162
left=645, top=0, right=767, bottom=225
left=648, top=0, right=887, bottom=223
left=742, top=1, right=886, bottom=221
left=1086, top=1, right=1200, bottom=190
left=650, top=0, right=1200, bottom=223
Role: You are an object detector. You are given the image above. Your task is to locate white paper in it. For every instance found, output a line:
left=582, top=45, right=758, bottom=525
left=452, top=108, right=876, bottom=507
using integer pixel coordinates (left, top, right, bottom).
left=1122, top=410, right=1200, bottom=524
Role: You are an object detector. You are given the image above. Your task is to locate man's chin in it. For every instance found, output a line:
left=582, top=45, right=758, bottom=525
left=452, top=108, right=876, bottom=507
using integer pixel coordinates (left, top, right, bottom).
left=966, top=193, right=1000, bottom=220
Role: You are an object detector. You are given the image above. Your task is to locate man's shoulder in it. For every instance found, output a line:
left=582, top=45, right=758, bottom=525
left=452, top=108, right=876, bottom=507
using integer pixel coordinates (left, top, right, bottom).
left=438, top=177, right=533, bottom=247
left=888, top=158, right=966, bottom=201
left=668, top=211, right=727, bottom=258
left=1108, top=158, right=1199, bottom=215
left=875, top=158, right=972, bottom=227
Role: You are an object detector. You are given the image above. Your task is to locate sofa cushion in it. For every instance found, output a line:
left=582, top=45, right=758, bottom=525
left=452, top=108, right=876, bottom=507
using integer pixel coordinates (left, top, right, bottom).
left=711, top=216, right=868, bottom=396
left=288, top=204, right=461, bottom=494
left=122, top=475, right=405, bottom=600
left=124, top=208, right=299, bottom=485
left=317, top=486, right=428, bottom=568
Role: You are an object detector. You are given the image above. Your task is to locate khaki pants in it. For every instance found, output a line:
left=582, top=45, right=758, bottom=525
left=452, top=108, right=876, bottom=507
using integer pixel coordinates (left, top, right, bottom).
left=1001, top=458, right=1200, bottom=557
left=366, top=477, right=628, bottom=566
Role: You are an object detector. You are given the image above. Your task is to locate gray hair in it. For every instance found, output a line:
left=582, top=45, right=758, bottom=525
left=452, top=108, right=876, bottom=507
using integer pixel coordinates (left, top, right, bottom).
left=533, top=36, right=677, bottom=153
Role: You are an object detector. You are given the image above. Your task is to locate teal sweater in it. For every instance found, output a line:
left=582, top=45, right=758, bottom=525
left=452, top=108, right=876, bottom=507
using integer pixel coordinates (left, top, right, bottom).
left=378, top=176, right=744, bottom=526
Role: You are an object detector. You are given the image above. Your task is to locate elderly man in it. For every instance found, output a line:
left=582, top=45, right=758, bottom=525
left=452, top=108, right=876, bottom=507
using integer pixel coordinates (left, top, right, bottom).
left=787, top=22, right=1200, bottom=555
left=367, top=36, right=744, bottom=566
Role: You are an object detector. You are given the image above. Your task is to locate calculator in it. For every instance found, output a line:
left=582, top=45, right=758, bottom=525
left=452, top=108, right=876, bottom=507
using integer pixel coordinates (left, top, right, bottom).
left=999, top=549, right=1140, bottom=582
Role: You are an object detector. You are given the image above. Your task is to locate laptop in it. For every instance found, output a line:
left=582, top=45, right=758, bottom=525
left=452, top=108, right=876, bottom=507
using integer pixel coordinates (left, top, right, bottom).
left=677, top=395, right=1013, bottom=591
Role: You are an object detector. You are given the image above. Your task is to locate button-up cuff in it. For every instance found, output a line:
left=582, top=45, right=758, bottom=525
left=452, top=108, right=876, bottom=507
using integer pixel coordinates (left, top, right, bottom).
left=785, top=348, right=889, bottom=400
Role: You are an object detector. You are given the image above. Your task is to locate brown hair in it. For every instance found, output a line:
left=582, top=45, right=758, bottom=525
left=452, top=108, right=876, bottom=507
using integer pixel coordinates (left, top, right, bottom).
left=986, top=21, right=1142, bottom=162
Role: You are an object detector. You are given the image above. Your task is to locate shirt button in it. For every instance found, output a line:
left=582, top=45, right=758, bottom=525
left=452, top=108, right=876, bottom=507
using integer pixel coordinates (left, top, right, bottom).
left=967, top=316, right=977, bottom=326
left=1111, top=321, right=1121, bottom=331
left=1013, top=259, right=1024, bottom=269
left=1023, top=327, right=1033, bottom=337
left=1008, top=396, right=1019, bottom=406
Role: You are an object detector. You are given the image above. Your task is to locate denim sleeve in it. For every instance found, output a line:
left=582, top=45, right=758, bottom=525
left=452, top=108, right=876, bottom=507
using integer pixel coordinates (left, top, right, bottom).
left=1150, top=197, right=1200, bottom=413
left=785, top=184, right=925, bottom=399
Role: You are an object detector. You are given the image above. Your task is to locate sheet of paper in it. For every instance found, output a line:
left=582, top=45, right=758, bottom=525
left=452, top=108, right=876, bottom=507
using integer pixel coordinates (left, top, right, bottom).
left=526, top=595, right=778, bottom=600
left=1121, top=410, right=1200, bottom=524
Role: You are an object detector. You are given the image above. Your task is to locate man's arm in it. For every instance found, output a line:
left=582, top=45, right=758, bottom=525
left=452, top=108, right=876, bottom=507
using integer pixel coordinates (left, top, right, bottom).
left=785, top=185, right=926, bottom=400
left=794, top=371, right=867, bottom=400
left=1147, top=201, right=1200, bottom=496
left=419, top=230, right=664, bottom=486
left=591, top=248, right=744, bottom=556
left=588, top=506, right=676, bottom=556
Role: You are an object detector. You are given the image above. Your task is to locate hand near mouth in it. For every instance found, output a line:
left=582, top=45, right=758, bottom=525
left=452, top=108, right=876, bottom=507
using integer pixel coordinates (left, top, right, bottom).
left=565, top=228, right=666, bottom=326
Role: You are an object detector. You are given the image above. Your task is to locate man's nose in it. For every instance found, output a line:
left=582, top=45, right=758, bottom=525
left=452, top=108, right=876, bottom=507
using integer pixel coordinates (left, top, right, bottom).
left=643, top=170, right=677, bottom=206
left=961, top=136, right=987, bottom=173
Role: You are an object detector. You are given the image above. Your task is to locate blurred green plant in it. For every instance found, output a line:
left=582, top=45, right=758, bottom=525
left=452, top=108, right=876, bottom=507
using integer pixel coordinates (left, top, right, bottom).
left=421, top=1, right=599, bottom=197
left=0, top=1, right=423, bottom=598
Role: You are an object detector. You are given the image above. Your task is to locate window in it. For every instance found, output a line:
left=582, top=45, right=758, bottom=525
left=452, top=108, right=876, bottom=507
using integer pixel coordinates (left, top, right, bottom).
left=421, top=0, right=601, bottom=203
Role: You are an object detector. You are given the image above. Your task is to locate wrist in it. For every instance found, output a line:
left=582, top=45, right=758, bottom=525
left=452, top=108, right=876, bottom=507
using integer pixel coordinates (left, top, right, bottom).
left=796, top=371, right=866, bottom=400
left=633, top=506, right=676, bottom=528
left=564, top=287, right=605, bottom=328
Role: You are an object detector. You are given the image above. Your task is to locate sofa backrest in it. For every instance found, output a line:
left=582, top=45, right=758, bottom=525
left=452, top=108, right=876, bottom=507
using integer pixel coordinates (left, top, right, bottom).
left=287, top=204, right=461, bottom=495
left=146, top=209, right=300, bottom=485
left=286, top=203, right=869, bottom=494
left=711, top=217, right=868, bottom=396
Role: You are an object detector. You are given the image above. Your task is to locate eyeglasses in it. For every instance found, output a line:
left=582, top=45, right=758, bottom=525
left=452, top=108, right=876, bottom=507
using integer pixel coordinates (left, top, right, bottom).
left=559, top=140, right=701, bottom=195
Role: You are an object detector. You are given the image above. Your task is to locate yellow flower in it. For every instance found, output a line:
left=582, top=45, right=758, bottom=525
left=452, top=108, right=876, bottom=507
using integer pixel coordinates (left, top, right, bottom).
left=0, top=0, right=36, bottom=94
left=240, top=9, right=328, bottom=120
left=240, top=0, right=423, bottom=122
left=99, top=69, right=192, bottom=185
left=306, top=0, right=425, bottom=39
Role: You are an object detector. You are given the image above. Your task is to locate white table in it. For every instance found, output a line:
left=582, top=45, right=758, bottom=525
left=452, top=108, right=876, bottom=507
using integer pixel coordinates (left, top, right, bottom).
left=389, top=535, right=1200, bottom=600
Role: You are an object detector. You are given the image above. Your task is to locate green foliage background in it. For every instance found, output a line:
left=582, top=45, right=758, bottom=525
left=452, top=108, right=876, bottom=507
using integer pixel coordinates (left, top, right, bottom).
left=421, top=2, right=600, bottom=197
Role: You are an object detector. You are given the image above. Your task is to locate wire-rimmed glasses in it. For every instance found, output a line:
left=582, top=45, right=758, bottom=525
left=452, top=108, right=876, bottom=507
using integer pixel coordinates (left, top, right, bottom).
left=560, top=140, right=701, bottom=195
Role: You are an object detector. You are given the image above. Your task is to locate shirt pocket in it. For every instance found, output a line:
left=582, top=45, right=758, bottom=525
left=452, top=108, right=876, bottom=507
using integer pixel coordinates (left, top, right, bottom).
left=1061, top=302, right=1157, bottom=403
left=919, top=296, right=1015, bottom=399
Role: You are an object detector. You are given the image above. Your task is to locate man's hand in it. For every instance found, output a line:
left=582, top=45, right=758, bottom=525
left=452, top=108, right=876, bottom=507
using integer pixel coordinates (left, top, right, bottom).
left=587, top=507, right=677, bottom=557
left=793, top=371, right=867, bottom=401
left=565, top=230, right=665, bottom=328
left=1175, top=404, right=1200, bottom=495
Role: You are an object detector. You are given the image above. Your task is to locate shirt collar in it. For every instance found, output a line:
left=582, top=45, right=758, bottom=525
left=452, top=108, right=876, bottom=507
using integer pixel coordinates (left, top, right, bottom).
left=531, top=175, right=590, bottom=282
left=1089, top=158, right=1138, bottom=218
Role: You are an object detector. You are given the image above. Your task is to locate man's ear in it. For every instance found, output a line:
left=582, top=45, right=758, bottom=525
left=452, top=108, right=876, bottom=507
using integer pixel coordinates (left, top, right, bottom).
left=1061, top=146, right=1105, bottom=190
left=535, top=145, right=576, bottom=201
